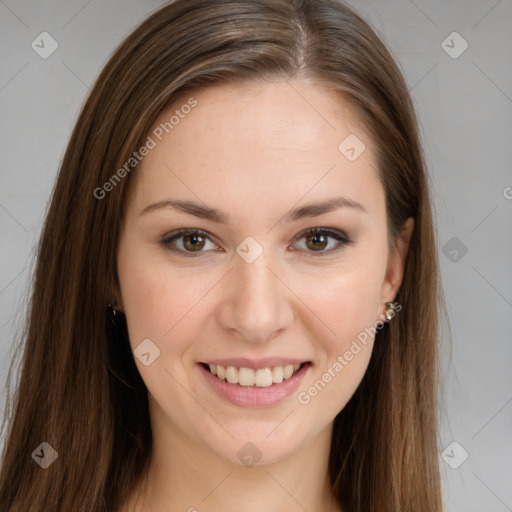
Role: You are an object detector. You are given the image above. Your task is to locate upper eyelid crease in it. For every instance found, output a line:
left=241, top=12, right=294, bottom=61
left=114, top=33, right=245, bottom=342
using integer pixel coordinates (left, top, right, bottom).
left=161, top=227, right=352, bottom=256
left=140, top=196, right=367, bottom=223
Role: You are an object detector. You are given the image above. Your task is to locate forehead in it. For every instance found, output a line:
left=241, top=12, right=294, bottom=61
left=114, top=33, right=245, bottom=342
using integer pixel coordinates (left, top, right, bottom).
left=163, top=79, right=368, bottom=153
left=127, top=79, right=383, bottom=220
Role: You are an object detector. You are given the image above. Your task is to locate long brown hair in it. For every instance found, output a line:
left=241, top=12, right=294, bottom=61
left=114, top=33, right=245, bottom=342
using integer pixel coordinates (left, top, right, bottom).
left=0, top=1, right=446, bottom=510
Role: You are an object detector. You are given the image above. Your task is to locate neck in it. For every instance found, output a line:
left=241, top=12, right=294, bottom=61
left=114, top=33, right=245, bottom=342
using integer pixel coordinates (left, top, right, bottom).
left=121, top=401, right=342, bottom=512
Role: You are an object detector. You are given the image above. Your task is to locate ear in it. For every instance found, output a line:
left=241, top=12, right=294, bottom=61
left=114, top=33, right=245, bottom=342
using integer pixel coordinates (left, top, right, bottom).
left=379, top=217, right=414, bottom=310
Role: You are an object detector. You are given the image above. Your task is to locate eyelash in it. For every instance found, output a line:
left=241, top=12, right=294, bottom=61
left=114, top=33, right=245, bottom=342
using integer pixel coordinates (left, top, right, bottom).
left=160, top=227, right=353, bottom=257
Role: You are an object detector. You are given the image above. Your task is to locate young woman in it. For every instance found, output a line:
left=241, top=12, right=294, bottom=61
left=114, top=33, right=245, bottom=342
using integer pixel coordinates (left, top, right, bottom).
left=0, top=0, right=447, bottom=510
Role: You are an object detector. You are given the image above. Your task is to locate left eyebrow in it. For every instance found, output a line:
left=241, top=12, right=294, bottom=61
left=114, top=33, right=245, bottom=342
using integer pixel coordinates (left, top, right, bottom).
left=139, top=196, right=368, bottom=223
left=283, top=196, right=368, bottom=223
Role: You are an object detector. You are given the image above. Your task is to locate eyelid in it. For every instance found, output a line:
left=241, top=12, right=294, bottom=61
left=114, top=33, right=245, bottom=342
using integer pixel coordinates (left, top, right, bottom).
left=294, top=226, right=351, bottom=243
left=160, top=226, right=352, bottom=256
left=160, top=228, right=219, bottom=256
left=292, top=226, right=352, bottom=257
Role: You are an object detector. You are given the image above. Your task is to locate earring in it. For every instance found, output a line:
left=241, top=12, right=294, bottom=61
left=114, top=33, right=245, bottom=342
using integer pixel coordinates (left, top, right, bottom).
left=385, top=302, right=395, bottom=321
left=107, top=301, right=118, bottom=316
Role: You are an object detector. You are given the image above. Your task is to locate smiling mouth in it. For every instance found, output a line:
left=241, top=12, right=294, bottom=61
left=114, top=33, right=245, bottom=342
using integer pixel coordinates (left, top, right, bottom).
left=199, top=362, right=310, bottom=387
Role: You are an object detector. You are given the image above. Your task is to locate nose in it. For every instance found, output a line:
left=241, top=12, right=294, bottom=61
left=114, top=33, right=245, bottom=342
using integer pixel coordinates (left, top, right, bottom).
left=216, top=249, right=294, bottom=344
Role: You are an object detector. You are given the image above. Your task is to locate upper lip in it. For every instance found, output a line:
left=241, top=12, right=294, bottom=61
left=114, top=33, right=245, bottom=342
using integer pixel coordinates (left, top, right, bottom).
left=199, top=357, right=311, bottom=369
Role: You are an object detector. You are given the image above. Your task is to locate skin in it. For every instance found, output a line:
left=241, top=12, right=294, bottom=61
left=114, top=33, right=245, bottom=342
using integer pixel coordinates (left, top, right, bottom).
left=115, top=78, right=414, bottom=512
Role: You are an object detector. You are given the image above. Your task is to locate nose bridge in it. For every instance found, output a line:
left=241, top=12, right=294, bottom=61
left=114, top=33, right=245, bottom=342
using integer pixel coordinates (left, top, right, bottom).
left=221, top=245, right=292, bottom=343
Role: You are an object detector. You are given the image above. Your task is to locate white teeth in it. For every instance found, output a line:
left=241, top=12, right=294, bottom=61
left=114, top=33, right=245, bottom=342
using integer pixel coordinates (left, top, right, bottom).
left=206, top=363, right=304, bottom=386
left=283, top=364, right=294, bottom=379
left=238, top=367, right=255, bottom=386
left=254, top=368, right=273, bottom=387
left=225, top=366, right=238, bottom=384
left=271, top=366, right=283, bottom=384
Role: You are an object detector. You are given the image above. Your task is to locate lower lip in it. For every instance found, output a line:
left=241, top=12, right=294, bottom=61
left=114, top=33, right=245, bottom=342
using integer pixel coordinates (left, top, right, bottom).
left=197, top=362, right=311, bottom=408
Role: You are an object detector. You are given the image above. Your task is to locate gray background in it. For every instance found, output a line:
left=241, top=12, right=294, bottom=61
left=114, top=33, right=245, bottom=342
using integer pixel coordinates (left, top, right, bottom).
left=1, top=1, right=511, bottom=510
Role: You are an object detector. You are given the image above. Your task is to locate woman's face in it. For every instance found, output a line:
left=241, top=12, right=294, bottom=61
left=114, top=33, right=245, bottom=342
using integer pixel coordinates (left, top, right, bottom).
left=116, top=79, right=411, bottom=465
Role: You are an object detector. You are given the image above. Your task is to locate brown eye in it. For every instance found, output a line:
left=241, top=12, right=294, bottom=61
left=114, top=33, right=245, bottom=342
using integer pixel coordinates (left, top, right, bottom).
left=305, top=232, right=329, bottom=251
left=161, top=227, right=351, bottom=258
left=182, top=233, right=206, bottom=251
left=161, top=229, right=218, bottom=256
left=294, top=228, right=352, bottom=256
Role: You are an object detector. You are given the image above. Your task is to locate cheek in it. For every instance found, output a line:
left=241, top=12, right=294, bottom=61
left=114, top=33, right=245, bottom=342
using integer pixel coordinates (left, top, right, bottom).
left=292, top=265, right=383, bottom=412
left=294, top=262, right=384, bottom=345
left=117, top=241, right=198, bottom=352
